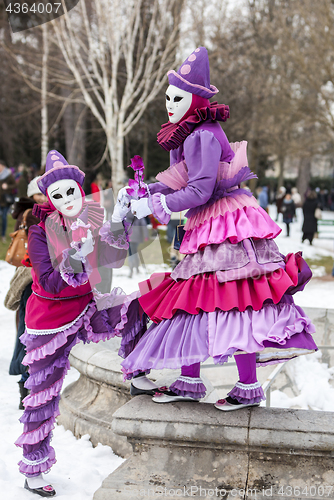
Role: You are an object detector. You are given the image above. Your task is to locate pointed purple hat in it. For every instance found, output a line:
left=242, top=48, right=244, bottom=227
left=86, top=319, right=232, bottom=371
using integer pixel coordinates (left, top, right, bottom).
left=37, top=150, right=85, bottom=195
left=167, top=47, right=218, bottom=99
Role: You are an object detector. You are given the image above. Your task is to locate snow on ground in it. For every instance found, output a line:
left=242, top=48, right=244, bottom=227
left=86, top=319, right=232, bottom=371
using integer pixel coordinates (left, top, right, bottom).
left=0, top=205, right=334, bottom=496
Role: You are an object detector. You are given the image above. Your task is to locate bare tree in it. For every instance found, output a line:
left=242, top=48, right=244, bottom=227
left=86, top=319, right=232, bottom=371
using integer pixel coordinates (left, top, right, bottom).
left=41, top=23, right=49, bottom=166
left=52, top=0, right=185, bottom=190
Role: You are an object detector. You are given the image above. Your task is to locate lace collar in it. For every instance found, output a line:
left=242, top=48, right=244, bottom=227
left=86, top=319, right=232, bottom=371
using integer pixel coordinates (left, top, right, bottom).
left=157, top=102, right=230, bottom=152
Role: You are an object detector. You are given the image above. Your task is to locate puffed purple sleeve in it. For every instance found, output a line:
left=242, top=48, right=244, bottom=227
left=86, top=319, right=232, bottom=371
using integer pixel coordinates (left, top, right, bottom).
left=148, top=129, right=221, bottom=223
left=28, top=225, right=69, bottom=295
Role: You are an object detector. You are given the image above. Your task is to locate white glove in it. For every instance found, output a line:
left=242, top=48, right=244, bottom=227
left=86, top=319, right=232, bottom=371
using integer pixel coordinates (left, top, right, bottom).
left=117, top=186, right=133, bottom=206
left=130, top=198, right=152, bottom=219
left=112, top=202, right=130, bottom=223
left=71, top=229, right=95, bottom=262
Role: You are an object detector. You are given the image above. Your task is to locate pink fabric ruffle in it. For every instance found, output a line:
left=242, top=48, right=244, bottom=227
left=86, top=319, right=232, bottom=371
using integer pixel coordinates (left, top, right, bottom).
left=228, top=384, right=265, bottom=404
left=181, top=206, right=281, bottom=254
left=23, top=376, right=65, bottom=408
left=139, top=255, right=302, bottom=319
left=185, top=195, right=259, bottom=230
left=15, top=417, right=56, bottom=446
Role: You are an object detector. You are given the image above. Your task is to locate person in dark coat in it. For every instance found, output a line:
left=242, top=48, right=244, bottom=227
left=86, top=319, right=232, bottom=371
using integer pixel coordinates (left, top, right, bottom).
left=282, top=193, right=296, bottom=237
left=302, top=190, right=319, bottom=245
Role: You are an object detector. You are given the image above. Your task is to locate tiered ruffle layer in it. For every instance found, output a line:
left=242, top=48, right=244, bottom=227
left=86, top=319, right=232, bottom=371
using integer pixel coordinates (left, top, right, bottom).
left=122, top=297, right=317, bottom=379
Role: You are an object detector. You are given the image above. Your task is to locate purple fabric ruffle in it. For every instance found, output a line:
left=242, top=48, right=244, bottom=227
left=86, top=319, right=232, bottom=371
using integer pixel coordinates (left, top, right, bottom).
left=19, top=397, right=60, bottom=424
left=25, top=358, right=71, bottom=390
left=59, top=247, right=92, bottom=288
left=169, top=377, right=206, bottom=399
left=23, top=376, right=65, bottom=408
left=15, top=417, right=56, bottom=446
left=18, top=437, right=56, bottom=477
left=228, top=382, right=265, bottom=404
left=22, top=303, right=95, bottom=364
left=99, top=221, right=129, bottom=249
left=148, top=194, right=171, bottom=225
left=121, top=298, right=316, bottom=377
left=171, top=238, right=284, bottom=282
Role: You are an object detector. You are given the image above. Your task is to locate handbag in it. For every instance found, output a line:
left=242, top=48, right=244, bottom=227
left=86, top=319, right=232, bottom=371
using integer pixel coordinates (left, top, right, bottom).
left=5, top=209, right=31, bottom=267
left=315, top=207, right=322, bottom=220
left=173, top=212, right=186, bottom=251
left=4, top=266, right=33, bottom=310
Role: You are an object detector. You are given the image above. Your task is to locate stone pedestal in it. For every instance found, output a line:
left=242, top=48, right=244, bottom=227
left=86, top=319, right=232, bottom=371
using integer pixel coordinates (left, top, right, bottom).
left=94, top=396, right=334, bottom=500
left=58, top=339, right=133, bottom=458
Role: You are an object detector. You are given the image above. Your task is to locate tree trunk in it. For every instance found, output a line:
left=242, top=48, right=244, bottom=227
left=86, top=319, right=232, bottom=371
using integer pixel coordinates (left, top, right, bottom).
left=278, top=155, right=285, bottom=189
left=297, top=157, right=312, bottom=199
left=41, top=24, right=49, bottom=167
left=71, top=103, right=87, bottom=170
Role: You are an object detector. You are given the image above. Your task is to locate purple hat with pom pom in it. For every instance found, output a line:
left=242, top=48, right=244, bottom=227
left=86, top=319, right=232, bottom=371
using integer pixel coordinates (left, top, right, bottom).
left=37, top=150, right=85, bottom=195
left=167, top=47, right=218, bottom=99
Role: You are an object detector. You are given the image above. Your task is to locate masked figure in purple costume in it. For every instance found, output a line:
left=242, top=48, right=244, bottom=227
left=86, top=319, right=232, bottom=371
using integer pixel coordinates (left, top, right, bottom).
left=116, top=47, right=317, bottom=408
left=15, top=151, right=146, bottom=497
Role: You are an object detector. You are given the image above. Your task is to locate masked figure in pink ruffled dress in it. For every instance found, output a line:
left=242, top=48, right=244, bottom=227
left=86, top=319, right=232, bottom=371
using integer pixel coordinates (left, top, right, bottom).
left=117, top=47, right=317, bottom=408
left=15, top=151, right=146, bottom=497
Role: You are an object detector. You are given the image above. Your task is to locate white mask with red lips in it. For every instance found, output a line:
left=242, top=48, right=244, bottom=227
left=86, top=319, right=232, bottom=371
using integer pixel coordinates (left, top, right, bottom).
left=47, top=179, right=83, bottom=218
left=165, top=85, right=193, bottom=124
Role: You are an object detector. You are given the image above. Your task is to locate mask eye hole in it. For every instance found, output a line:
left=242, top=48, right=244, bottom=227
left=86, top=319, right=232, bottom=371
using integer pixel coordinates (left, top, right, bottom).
left=53, top=194, right=62, bottom=200
left=67, top=187, right=75, bottom=196
left=174, top=96, right=183, bottom=102
left=165, top=94, right=170, bottom=101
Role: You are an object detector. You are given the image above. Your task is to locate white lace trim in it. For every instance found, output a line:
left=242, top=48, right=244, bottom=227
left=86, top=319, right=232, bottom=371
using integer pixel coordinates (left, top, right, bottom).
left=160, top=194, right=172, bottom=215
left=21, top=454, right=50, bottom=466
left=176, top=376, right=204, bottom=385
left=26, top=304, right=90, bottom=335
left=235, top=381, right=261, bottom=390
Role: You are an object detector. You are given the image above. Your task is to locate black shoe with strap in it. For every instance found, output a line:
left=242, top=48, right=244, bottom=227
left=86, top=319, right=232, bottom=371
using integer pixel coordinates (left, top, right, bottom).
left=24, top=479, right=56, bottom=497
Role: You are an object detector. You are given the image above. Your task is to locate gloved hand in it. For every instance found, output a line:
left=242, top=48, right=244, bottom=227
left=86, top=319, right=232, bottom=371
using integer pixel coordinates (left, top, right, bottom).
left=111, top=187, right=133, bottom=223
left=112, top=202, right=130, bottom=223
left=117, top=186, right=133, bottom=206
left=130, top=198, right=152, bottom=219
left=71, top=229, right=95, bottom=262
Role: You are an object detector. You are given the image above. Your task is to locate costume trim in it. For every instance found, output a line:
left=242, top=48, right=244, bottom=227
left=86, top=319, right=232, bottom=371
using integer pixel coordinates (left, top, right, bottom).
left=161, top=194, right=172, bottom=215
left=25, top=304, right=89, bottom=335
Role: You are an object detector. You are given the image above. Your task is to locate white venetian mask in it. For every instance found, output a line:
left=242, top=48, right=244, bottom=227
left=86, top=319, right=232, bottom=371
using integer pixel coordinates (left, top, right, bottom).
left=165, top=85, right=192, bottom=124
left=47, top=179, right=83, bottom=217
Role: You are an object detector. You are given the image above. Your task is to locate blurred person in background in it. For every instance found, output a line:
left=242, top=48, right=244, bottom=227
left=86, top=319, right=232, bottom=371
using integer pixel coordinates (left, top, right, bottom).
left=257, top=185, right=269, bottom=214
left=275, top=185, right=286, bottom=221
left=282, top=193, right=296, bottom=237
left=302, top=190, right=319, bottom=245
left=126, top=211, right=148, bottom=278
left=0, top=159, right=16, bottom=242
left=15, top=164, right=30, bottom=199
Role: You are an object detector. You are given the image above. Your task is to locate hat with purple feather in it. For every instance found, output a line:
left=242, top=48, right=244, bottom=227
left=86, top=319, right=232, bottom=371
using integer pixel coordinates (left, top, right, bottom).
left=37, top=150, right=85, bottom=195
left=167, top=47, right=218, bottom=99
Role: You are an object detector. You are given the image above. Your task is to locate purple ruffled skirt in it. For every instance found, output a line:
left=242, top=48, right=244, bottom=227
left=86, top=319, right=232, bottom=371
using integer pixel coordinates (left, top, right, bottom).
left=121, top=294, right=317, bottom=379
